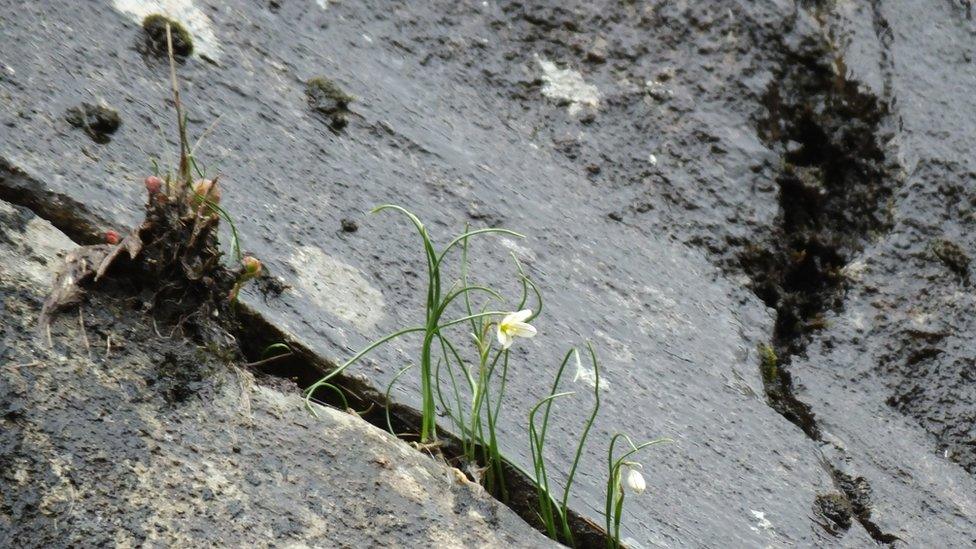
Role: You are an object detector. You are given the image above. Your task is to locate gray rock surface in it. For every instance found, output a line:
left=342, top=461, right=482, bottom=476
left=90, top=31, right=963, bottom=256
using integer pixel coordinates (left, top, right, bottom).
left=2, top=0, right=976, bottom=546
left=0, top=199, right=553, bottom=547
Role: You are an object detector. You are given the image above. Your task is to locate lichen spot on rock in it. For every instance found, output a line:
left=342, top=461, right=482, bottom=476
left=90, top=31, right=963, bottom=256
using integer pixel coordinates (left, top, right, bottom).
left=306, top=77, right=354, bottom=132
left=142, top=14, right=194, bottom=58
left=289, top=246, right=384, bottom=331
left=536, top=55, right=600, bottom=116
left=932, top=238, right=970, bottom=280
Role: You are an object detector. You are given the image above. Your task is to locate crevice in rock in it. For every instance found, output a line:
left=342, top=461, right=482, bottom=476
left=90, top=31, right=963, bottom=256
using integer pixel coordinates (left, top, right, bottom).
left=0, top=170, right=606, bottom=548
left=750, top=45, right=893, bottom=365
left=825, top=464, right=901, bottom=544
left=869, top=0, right=896, bottom=103
left=0, top=158, right=113, bottom=245
left=741, top=34, right=899, bottom=544
left=813, top=492, right=853, bottom=535
left=233, top=308, right=607, bottom=548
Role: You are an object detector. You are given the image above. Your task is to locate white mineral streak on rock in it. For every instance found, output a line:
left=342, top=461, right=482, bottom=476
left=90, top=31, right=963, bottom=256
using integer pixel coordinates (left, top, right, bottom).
left=537, top=55, right=600, bottom=115
left=112, top=0, right=221, bottom=60
left=289, top=246, right=385, bottom=330
left=749, top=509, right=774, bottom=532
left=498, top=237, right=537, bottom=262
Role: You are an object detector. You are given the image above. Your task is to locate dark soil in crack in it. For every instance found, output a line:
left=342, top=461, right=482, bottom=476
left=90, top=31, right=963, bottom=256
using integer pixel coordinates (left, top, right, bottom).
left=742, top=37, right=899, bottom=543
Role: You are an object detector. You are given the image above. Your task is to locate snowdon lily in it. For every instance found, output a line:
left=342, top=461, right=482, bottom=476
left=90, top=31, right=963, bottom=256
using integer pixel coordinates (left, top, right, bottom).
left=624, top=464, right=646, bottom=495
left=496, top=309, right=537, bottom=349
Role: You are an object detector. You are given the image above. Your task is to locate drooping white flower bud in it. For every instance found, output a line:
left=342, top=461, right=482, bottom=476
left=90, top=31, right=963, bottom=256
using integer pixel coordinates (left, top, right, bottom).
left=625, top=465, right=646, bottom=495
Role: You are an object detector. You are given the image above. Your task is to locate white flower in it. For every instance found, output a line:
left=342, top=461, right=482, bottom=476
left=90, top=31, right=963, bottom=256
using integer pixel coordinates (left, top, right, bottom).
left=624, top=465, right=646, bottom=495
left=496, top=309, right=537, bottom=350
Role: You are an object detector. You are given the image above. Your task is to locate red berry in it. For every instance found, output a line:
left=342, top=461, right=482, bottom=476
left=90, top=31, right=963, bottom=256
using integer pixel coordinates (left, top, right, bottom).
left=105, top=230, right=121, bottom=245
left=144, top=175, right=163, bottom=194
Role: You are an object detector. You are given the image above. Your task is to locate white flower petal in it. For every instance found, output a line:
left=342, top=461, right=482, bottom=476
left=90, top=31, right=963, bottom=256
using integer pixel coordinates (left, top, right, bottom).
left=496, top=325, right=513, bottom=349
left=626, top=469, right=646, bottom=495
left=509, top=322, right=537, bottom=338
left=511, top=309, right=533, bottom=323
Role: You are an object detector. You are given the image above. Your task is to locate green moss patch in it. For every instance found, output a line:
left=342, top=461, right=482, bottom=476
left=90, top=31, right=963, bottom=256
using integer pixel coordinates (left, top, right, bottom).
left=306, top=77, right=353, bottom=131
left=142, top=14, right=194, bottom=58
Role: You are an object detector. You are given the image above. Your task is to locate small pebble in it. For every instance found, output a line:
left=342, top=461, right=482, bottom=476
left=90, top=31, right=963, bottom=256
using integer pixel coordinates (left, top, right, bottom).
left=341, top=218, right=359, bottom=232
left=65, top=103, right=120, bottom=144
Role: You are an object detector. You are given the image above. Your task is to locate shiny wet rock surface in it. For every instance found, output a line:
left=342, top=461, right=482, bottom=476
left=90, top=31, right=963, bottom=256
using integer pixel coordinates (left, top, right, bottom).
left=2, top=0, right=976, bottom=546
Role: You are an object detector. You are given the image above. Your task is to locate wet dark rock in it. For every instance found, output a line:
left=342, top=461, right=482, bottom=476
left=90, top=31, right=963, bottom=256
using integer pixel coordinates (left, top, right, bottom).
left=65, top=102, right=120, bottom=144
left=814, top=492, right=853, bottom=533
left=306, top=77, right=353, bottom=131
left=141, top=14, right=193, bottom=58
left=931, top=238, right=970, bottom=280
left=2, top=0, right=976, bottom=546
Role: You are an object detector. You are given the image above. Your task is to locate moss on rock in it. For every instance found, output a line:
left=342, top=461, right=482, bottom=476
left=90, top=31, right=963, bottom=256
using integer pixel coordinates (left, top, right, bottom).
left=758, top=343, right=778, bottom=384
left=306, top=77, right=353, bottom=131
left=142, top=14, right=194, bottom=58
left=932, top=238, right=970, bottom=280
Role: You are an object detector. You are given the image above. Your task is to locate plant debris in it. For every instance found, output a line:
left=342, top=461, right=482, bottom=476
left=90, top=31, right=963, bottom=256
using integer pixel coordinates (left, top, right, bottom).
left=40, top=21, right=257, bottom=342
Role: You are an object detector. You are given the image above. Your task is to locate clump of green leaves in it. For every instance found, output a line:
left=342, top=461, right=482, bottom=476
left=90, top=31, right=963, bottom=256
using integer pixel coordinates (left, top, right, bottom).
left=302, top=204, right=671, bottom=546
left=303, top=205, right=522, bottom=451
left=605, top=434, right=672, bottom=548
left=528, top=344, right=601, bottom=545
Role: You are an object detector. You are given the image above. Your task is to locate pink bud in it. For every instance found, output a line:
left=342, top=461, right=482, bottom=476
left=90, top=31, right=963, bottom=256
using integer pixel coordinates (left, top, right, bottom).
left=144, top=175, right=163, bottom=194
left=192, top=179, right=221, bottom=205
left=105, top=230, right=121, bottom=245
left=242, top=256, right=262, bottom=277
